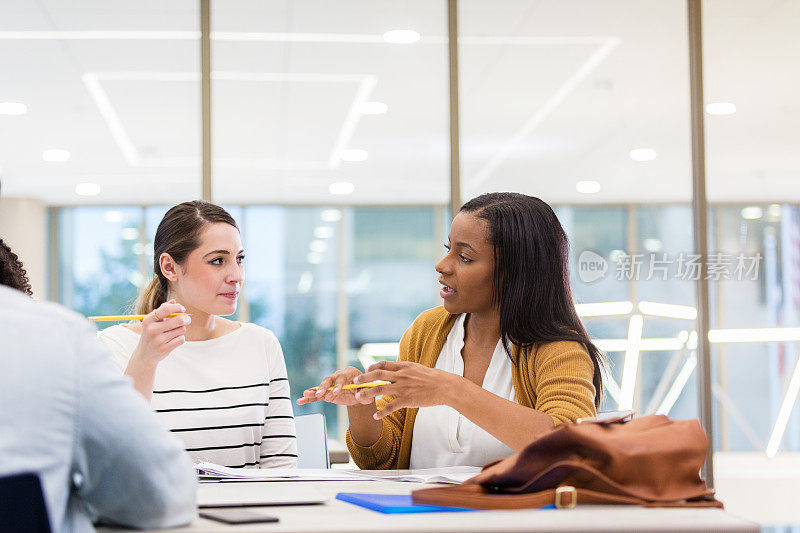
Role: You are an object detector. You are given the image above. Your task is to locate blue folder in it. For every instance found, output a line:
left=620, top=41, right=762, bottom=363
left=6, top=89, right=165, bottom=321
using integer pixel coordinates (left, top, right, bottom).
left=335, top=492, right=475, bottom=514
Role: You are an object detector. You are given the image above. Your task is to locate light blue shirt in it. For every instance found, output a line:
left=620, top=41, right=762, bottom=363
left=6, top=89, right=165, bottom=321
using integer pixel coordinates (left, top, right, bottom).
left=0, top=286, right=196, bottom=532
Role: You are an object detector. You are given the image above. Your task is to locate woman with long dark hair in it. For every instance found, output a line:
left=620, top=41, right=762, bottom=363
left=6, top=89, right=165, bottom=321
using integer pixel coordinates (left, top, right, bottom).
left=99, top=201, right=296, bottom=469
left=299, top=192, right=604, bottom=469
left=0, top=238, right=33, bottom=296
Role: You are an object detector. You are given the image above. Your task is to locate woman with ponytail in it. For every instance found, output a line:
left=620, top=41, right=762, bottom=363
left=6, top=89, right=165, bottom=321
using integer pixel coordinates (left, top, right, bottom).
left=99, top=201, right=296, bottom=469
left=300, top=192, right=604, bottom=470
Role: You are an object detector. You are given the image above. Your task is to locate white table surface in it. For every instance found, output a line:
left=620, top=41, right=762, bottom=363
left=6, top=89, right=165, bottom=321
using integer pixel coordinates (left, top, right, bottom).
left=100, top=479, right=759, bottom=533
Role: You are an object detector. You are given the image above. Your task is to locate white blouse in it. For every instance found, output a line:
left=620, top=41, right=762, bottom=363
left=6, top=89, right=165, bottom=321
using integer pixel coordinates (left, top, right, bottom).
left=98, top=322, right=297, bottom=469
left=409, top=313, right=516, bottom=469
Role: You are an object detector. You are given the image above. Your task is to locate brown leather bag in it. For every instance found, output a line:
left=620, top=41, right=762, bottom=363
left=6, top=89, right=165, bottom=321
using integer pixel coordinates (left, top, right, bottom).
left=412, top=414, right=723, bottom=510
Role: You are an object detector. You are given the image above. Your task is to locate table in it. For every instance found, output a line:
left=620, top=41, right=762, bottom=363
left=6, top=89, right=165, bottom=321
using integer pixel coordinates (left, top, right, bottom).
left=101, top=479, right=759, bottom=533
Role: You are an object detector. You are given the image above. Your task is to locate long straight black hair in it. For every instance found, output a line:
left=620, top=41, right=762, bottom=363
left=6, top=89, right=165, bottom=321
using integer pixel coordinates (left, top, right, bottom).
left=460, top=192, right=605, bottom=408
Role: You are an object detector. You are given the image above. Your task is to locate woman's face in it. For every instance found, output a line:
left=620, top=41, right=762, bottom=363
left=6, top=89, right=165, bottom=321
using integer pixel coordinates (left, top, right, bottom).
left=164, top=222, right=244, bottom=316
left=435, top=212, right=496, bottom=315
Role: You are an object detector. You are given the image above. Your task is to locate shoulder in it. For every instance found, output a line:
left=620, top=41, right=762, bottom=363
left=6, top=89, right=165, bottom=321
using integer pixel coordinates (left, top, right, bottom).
left=98, top=323, right=140, bottom=341
left=0, top=286, right=91, bottom=338
left=529, top=340, right=594, bottom=373
left=237, top=322, right=281, bottom=349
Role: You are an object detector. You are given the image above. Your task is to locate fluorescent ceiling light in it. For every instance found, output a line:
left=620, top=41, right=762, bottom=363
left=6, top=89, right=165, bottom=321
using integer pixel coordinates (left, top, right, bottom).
left=642, top=238, right=662, bottom=252
left=329, top=182, right=355, bottom=195
left=382, top=30, right=421, bottom=44
left=0, top=102, right=27, bottom=115
left=575, top=301, right=633, bottom=317
left=307, top=252, right=323, bottom=265
left=706, top=102, right=736, bottom=115
left=741, top=206, right=762, bottom=220
left=638, top=301, right=697, bottom=320
left=575, top=180, right=601, bottom=194
left=360, top=101, right=388, bottom=115
left=708, top=328, right=800, bottom=343
left=104, top=210, right=124, bottom=223
left=767, top=204, right=782, bottom=219
left=120, top=227, right=139, bottom=240
left=75, top=183, right=101, bottom=196
left=42, top=149, right=70, bottom=162
left=629, top=148, right=657, bottom=162
left=339, top=149, right=368, bottom=162
left=309, top=240, right=328, bottom=253
left=656, top=352, right=697, bottom=415
left=593, top=337, right=685, bottom=352
left=314, top=226, right=334, bottom=239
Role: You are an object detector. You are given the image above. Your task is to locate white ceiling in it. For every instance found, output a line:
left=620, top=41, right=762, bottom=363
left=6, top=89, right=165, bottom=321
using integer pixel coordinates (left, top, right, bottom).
left=0, top=0, right=798, bottom=206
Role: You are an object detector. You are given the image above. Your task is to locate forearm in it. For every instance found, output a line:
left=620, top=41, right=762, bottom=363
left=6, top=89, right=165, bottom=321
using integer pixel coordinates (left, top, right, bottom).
left=346, top=402, right=382, bottom=447
left=124, top=355, right=157, bottom=402
left=446, top=378, right=554, bottom=451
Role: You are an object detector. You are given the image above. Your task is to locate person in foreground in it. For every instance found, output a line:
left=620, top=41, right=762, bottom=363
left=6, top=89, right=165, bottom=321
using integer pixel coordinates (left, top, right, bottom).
left=0, top=237, right=33, bottom=296
left=0, top=273, right=195, bottom=531
left=299, top=192, right=604, bottom=469
left=98, top=201, right=296, bottom=469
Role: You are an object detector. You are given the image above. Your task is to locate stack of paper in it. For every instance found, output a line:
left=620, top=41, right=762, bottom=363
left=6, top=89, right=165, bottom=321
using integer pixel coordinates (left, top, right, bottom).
left=351, top=466, right=482, bottom=484
left=195, top=462, right=360, bottom=482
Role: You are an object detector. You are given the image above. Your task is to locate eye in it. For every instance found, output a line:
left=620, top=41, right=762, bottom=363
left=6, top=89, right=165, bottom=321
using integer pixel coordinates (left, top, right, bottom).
left=459, top=255, right=472, bottom=263
left=236, top=254, right=245, bottom=264
left=209, top=257, right=223, bottom=265
left=443, top=244, right=451, bottom=251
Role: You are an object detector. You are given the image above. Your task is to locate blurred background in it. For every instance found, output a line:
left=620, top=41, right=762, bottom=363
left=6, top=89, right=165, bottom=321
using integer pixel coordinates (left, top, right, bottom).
left=1, top=1, right=799, bottom=528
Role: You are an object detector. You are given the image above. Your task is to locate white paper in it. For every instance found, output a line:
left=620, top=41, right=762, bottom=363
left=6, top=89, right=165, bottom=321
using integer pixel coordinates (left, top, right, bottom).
left=195, top=462, right=361, bottom=482
left=351, top=466, right=482, bottom=484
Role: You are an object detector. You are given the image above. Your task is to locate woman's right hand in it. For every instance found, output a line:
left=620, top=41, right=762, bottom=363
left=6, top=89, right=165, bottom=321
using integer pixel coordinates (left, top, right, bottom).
left=130, top=300, right=190, bottom=367
left=297, top=366, right=366, bottom=406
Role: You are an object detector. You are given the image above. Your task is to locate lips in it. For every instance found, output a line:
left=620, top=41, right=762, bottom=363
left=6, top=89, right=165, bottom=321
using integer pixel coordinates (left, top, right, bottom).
left=219, top=292, right=239, bottom=300
left=439, top=280, right=457, bottom=299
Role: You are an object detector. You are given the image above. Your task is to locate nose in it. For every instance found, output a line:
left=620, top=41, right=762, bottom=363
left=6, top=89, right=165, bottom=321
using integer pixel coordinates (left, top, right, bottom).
left=435, top=254, right=452, bottom=275
left=226, top=262, right=243, bottom=286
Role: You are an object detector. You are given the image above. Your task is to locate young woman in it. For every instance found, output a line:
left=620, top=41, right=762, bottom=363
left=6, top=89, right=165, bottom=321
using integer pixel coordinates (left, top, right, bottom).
left=299, top=192, right=604, bottom=469
left=99, top=201, right=296, bottom=469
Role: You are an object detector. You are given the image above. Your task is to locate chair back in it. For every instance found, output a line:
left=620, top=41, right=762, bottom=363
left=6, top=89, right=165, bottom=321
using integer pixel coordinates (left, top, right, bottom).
left=0, top=472, right=51, bottom=533
left=294, top=413, right=330, bottom=469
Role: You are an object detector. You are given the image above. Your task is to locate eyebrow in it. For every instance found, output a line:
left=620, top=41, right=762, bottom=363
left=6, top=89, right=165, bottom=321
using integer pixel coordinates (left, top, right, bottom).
left=203, top=249, right=244, bottom=258
left=454, top=241, right=478, bottom=253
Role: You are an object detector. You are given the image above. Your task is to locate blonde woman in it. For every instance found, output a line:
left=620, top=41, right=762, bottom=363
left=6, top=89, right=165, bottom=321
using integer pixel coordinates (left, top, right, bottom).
left=99, top=201, right=296, bottom=469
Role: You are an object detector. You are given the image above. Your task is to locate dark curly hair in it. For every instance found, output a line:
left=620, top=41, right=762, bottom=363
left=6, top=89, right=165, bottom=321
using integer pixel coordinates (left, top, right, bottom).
left=0, top=238, right=33, bottom=296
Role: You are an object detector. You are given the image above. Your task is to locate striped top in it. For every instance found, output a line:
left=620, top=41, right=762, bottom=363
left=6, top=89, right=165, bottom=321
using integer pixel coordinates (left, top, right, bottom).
left=99, top=322, right=297, bottom=469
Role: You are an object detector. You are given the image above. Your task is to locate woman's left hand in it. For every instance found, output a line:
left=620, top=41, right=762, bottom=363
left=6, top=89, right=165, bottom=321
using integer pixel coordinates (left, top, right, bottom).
left=352, top=361, right=458, bottom=419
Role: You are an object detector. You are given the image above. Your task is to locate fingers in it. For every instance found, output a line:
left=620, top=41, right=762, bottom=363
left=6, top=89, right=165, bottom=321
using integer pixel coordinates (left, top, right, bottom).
left=374, top=400, right=402, bottom=419
left=296, top=389, right=322, bottom=405
left=314, top=375, right=336, bottom=399
left=366, top=360, right=404, bottom=373
left=354, top=369, right=394, bottom=384
left=156, top=299, right=186, bottom=318
left=354, top=385, right=389, bottom=403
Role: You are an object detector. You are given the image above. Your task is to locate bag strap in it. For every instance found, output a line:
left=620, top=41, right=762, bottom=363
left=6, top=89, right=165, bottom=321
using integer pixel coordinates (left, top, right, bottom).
left=411, top=484, right=724, bottom=510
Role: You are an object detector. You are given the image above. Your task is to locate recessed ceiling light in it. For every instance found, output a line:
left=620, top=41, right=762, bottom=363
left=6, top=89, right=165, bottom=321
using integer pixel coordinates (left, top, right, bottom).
left=120, top=227, right=139, bottom=240
left=360, top=101, right=388, bottom=115
left=382, top=30, right=421, bottom=44
left=340, top=149, right=368, bottom=162
left=75, top=182, right=101, bottom=196
left=104, top=210, right=124, bottom=223
left=576, top=180, right=601, bottom=194
left=309, top=240, right=328, bottom=253
left=329, top=182, right=355, bottom=195
left=706, top=102, right=736, bottom=115
left=741, top=206, right=763, bottom=220
left=629, top=148, right=657, bottom=162
left=307, top=252, right=323, bottom=265
left=643, top=238, right=662, bottom=252
left=767, top=204, right=782, bottom=219
left=0, top=102, right=27, bottom=115
left=320, top=209, right=342, bottom=222
left=43, top=149, right=71, bottom=162
left=314, top=226, right=334, bottom=239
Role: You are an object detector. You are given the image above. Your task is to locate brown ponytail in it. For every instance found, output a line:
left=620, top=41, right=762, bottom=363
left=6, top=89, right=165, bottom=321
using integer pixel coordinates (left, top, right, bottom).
left=135, top=200, right=238, bottom=314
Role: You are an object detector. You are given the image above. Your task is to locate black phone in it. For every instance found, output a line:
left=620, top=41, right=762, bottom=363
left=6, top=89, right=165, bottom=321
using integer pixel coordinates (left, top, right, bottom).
left=199, top=508, right=280, bottom=524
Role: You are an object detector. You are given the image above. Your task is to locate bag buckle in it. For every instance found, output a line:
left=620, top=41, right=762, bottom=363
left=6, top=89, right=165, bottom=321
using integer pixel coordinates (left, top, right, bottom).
left=555, top=486, right=577, bottom=509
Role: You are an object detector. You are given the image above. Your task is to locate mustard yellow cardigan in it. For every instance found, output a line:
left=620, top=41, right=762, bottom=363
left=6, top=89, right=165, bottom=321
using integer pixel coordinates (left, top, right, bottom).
left=345, top=307, right=597, bottom=470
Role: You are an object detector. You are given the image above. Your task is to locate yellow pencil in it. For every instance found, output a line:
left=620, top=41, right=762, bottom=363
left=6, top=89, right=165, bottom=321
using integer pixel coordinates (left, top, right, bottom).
left=87, top=313, right=186, bottom=322
left=311, top=381, right=388, bottom=391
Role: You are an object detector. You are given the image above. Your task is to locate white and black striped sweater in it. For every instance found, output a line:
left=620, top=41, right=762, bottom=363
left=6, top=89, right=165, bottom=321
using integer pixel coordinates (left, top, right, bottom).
left=99, top=322, right=297, bottom=469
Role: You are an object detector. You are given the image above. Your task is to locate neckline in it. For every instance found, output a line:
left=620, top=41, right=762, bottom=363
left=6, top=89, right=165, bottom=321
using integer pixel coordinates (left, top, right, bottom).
left=118, top=321, right=246, bottom=345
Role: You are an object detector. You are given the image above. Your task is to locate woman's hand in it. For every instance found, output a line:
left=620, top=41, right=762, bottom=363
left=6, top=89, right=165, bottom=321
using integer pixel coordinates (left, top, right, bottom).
left=351, top=361, right=459, bottom=419
left=130, top=300, right=190, bottom=368
left=296, top=366, right=365, bottom=406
